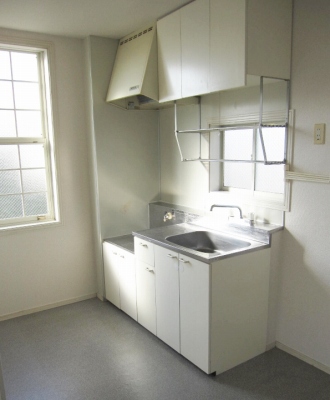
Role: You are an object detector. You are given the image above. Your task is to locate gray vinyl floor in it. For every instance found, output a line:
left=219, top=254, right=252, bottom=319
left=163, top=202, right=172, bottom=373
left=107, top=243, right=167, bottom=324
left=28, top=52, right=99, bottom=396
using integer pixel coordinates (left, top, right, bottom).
left=0, top=298, right=329, bottom=400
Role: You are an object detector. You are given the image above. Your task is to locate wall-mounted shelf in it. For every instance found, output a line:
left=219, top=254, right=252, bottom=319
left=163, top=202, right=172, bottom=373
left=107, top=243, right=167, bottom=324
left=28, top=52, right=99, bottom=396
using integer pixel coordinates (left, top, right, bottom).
left=285, top=171, right=330, bottom=184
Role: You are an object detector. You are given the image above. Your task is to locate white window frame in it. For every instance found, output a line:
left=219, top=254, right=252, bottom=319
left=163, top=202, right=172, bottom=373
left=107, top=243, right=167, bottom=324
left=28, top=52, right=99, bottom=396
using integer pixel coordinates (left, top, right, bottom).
left=0, top=38, right=60, bottom=231
left=209, top=110, right=294, bottom=211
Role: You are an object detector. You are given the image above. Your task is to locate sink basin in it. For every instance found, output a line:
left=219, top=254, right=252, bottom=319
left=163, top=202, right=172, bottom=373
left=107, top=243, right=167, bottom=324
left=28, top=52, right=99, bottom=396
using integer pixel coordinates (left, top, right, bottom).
left=165, top=230, right=251, bottom=254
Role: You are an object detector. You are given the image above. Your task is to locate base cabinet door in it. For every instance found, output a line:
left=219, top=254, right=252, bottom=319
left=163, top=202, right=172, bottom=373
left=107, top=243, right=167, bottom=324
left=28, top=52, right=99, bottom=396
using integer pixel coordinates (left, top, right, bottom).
left=103, top=242, right=120, bottom=309
left=119, top=251, right=137, bottom=321
left=179, top=254, right=210, bottom=373
left=155, top=246, right=180, bottom=352
left=136, top=259, right=156, bottom=335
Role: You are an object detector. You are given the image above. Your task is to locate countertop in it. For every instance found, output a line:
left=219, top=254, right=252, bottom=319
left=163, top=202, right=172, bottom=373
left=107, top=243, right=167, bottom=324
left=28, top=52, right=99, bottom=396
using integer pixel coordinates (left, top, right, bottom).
left=104, top=234, right=135, bottom=254
left=132, top=223, right=270, bottom=264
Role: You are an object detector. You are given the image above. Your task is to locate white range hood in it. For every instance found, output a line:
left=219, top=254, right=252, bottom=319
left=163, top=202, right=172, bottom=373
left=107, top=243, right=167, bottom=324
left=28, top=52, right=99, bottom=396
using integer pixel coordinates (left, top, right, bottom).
left=106, top=23, right=159, bottom=110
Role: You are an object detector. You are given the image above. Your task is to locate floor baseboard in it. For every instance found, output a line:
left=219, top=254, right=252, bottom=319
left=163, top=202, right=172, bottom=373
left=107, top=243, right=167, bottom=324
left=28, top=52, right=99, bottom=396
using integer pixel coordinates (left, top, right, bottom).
left=0, top=293, right=97, bottom=322
left=276, top=341, right=330, bottom=375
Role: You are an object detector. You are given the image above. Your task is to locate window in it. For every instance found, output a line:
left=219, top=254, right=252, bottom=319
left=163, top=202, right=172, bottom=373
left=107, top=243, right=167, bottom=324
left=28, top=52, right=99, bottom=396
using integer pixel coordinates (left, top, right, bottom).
left=0, top=43, right=59, bottom=230
left=210, top=111, right=293, bottom=210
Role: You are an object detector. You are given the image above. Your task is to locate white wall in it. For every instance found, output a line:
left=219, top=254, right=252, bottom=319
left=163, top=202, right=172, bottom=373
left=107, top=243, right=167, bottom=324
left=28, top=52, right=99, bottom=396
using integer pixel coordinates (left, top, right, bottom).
left=0, top=29, right=97, bottom=319
left=276, top=0, right=330, bottom=370
left=85, top=36, right=160, bottom=297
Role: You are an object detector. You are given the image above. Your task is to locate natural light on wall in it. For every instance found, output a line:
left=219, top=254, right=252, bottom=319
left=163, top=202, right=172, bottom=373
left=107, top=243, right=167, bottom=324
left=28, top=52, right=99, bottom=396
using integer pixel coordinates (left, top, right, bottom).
left=0, top=42, right=59, bottom=230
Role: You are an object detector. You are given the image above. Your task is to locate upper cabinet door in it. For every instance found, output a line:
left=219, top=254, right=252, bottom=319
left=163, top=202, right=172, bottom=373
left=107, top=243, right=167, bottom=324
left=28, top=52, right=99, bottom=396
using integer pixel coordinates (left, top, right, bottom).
left=246, top=0, right=292, bottom=79
left=209, top=0, right=246, bottom=92
left=157, top=9, right=182, bottom=102
left=181, top=0, right=210, bottom=98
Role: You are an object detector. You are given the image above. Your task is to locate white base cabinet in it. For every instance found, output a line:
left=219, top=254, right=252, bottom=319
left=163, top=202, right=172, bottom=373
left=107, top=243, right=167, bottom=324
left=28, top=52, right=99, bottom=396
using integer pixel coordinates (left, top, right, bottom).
left=118, top=237, right=272, bottom=375
left=103, top=242, right=137, bottom=321
left=134, top=238, right=157, bottom=335
left=155, top=243, right=270, bottom=375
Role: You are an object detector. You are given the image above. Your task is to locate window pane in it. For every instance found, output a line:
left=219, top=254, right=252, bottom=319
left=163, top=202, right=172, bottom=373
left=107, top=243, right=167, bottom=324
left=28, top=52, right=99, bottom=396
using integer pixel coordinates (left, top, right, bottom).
left=255, top=164, right=284, bottom=193
left=223, top=129, right=253, bottom=190
left=224, top=129, right=253, bottom=160
left=0, top=194, right=23, bottom=219
left=0, top=170, right=21, bottom=194
left=255, top=127, right=285, bottom=193
left=0, top=145, right=20, bottom=169
left=224, top=164, right=252, bottom=189
left=0, top=50, right=12, bottom=80
left=24, top=192, right=48, bottom=216
left=0, top=81, right=14, bottom=109
left=11, top=52, right=39, bottom=82
left=0, top=110, right=16, bottom=137
left=19, top=144, right=45, bottom=168
left=256, top=127, right=285, bottom=162
left=16, top=111, right=43, bottom=137
left=22, top=169, right=47, bottom=193
left=13, top=82, right=41, bottom=110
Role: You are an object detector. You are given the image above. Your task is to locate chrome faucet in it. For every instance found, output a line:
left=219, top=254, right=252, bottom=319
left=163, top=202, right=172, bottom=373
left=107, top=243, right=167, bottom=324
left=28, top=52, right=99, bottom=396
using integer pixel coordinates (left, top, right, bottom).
left=210, top=204, right=243, bottom=219
left=163, top=210, right=175, bottom=222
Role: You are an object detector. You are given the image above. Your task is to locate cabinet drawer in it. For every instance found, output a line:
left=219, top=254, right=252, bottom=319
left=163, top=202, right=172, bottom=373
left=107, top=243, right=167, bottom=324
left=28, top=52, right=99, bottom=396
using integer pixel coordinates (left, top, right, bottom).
left=134, top=237, right=154, bottom=266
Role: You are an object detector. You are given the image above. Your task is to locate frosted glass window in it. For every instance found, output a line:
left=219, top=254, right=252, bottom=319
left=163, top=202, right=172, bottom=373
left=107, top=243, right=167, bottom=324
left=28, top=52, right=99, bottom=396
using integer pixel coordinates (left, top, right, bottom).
left=16, top=111, right=42, bottom=137
left=0, top=50, right=11, bottom=80
left=13, top=82, right=41, bottom=110
left=0, top=145, right=20, bottom=169
left=0, top=195, right=23, bottom=219
left=0, top=81, right=14, bottom=109
left=0, top=170, right=21, bottom=194
left=22, top=169, right=47, bottom=193
left=11, top=52, right=39, bottom=82
left=221, top=125, right=286, bottom=195
left=0, top=44, right=58, bottom=227
left=255, top=127, right=285, bottom=193
left=19, top=144, right=45, bottom=168
left=0, top=110, right=16, bottom=137
left=24, top=193, right=48, bottom=216
left=223, top=129, right=253, bottom=190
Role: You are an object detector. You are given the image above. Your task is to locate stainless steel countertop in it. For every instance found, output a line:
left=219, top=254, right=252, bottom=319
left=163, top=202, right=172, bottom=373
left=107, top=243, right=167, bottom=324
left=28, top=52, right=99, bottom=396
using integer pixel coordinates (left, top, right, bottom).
left=132, top=223, right=270, bottom=264
left=104, top=234, right=135, bottom=254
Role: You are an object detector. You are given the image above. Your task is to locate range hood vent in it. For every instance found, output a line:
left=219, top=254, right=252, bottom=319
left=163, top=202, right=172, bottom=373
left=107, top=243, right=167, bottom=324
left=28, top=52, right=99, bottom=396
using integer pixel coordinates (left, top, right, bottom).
left=106, top=23, right=159, bottom=109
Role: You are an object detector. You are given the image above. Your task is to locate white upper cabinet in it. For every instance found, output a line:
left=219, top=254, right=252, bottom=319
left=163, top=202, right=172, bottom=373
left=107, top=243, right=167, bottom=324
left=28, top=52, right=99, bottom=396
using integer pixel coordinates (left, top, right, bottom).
left=157, top=9, right=182, bottom=102
left=209, top=0, right=246, bottom=92
left=181, top=0, right=210, bottom=98
left=157, top=0, right=292, bottom=101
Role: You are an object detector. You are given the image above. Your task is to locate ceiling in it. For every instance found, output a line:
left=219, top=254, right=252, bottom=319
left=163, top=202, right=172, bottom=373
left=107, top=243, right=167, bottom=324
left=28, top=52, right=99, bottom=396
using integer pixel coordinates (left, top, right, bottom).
left=0, top=0, right=192, bottom=39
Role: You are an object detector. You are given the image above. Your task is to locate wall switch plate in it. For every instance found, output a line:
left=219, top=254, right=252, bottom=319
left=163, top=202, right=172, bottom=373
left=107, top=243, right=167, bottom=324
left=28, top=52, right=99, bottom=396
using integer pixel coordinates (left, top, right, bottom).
left=314, top=123, right=326, bottom=144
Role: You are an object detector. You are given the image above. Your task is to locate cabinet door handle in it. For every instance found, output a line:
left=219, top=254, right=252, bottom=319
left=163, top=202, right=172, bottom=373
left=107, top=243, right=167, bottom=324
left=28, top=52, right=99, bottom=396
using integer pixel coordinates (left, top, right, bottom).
left=112, top=252, right=117, bottom=256
left=139, top=243, right=148, bottom=248
left=167, top=254, right=177, bottom=259
left=145, top=267, right=154, bottom=273
left=179, top=258, right=190, bottom=264
left=119, top=255, right=124, bottom=258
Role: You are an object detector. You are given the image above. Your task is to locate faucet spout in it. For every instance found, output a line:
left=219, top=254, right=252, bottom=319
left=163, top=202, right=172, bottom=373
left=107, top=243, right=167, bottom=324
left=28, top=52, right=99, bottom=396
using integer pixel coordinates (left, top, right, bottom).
left=210, top=204, right=243, bottom=219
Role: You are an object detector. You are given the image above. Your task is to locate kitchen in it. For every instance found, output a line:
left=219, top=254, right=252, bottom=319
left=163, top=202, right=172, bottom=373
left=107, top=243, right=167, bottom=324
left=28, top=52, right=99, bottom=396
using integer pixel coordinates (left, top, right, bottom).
left=0, top=0, right=330, bottom=398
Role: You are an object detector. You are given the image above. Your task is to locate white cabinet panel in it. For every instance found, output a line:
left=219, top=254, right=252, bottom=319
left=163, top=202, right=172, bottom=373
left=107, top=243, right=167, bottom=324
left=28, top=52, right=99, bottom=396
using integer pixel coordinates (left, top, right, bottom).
left=155, top=246, right=180, bottom=352
left=103, top=242, right=137, bottom=320
left=179, top=254, right=210, bottom=373
left=157, top=0, right=292, bottom=100
left=157, top=9, right=182, bottom=102
left=118, top=251, right=137, bottom=320
left=181, top=0, right=210, bottom=98
left=209, top=0, right=246, bottom=92
left=103, top=242, right=120, bottom=309
left=136, top=259, right=157, bottom=335
left=134, top=237, right=154, bottom=266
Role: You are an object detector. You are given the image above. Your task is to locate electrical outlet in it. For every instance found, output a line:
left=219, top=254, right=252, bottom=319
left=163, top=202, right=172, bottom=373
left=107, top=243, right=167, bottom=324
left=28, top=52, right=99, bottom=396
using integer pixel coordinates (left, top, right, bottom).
left=314, top=123, right=326, bottom=144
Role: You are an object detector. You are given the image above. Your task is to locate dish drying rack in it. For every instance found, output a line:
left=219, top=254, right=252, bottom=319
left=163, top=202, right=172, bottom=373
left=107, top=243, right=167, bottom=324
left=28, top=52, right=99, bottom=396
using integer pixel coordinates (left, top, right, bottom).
left=174, top=76, right=290, bottom=165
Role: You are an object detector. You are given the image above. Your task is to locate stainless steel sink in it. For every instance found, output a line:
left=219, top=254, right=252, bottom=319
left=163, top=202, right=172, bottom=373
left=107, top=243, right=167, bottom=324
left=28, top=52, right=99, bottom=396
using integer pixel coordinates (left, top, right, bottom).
left=165, top=230, right=251, bottom=254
